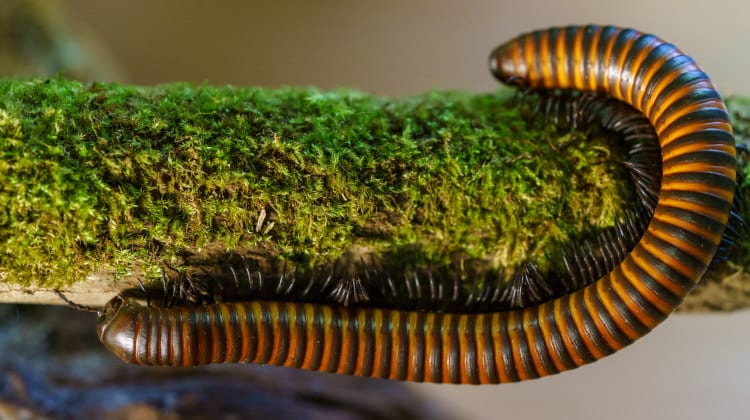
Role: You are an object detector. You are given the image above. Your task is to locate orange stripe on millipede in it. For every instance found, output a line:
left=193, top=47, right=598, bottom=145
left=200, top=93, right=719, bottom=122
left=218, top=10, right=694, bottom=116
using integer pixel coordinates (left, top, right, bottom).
left=623, top=35, right=658, bottom=104
left=618, top=259, right=674, bottom=315
left=321, top=305, right=340, bottom=373
left=583, top=285, right=626, bottom=351
left=599, top=29, right=619, bottom=92
left=651, top=210, right=724, bottom=245
left=298, top=304, right=314, bottom=369
left=658, top=195, right=733, bottom=221
left=594, top=273, right=643, bottom=340
left=611, top=35, right=638, bottom=101
left=538, top=30, right=554, bottom=86
left=507, top=310, right=536, bottom=381
left=522, top=34, right=538, bottom=85
left=536, top=303, right=568, bottom=372
left=554, top=30, right=571, bottom=88
left=369, top=308, right=385, bottom=378
left=391, top=310, right=407, bottom=380
left=567, top=289, right=607, bottom=360
left=551, top=297, right=586, bottom=366
left=660, top=123, right=734, bottom=149
left=180, top=308, right=193, bottom=365
left=475, top=313, right=497, bottom=383
left=571, top=27, right=586, bottom=89
left=210, top=305, right=222, bottom=362
left=336, top=308, right=353, bottom=375
left=458, top=314, right=477, bottom=383
left=422, top=312, right=437, bottom=381
left=444, top=313, right=459, bottom=383
left=585, top=26, right=603, bottom=91
left=648, top=223, right=712, bottom=262
left=662, top=161, right=736, bottom=180
left=628, top=246, right=691, bottom=298
left=633, top=50, right=681, bottom=109
left=284, top=304, right=301, bottom=368
left=237, top=303, right=251, bottom=363
left=522, top=306, right=553, bottom=377
left=609, top=268, right=660, bottom=329
left=491, top=312, right=515, bottom=383
left=650, top=84, right=708, bottom=126
left=661, top=138, right=735, bottom=161
left=413, top=311, right=428, bottom=382
left=354, top=309, right=371, bottom=377
left=656, top=99, right=720, bottom=131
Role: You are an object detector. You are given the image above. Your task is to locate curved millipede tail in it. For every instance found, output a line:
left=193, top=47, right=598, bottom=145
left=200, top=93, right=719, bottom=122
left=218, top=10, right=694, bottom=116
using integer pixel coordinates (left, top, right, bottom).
left=97, top=25, right=736, bottom=383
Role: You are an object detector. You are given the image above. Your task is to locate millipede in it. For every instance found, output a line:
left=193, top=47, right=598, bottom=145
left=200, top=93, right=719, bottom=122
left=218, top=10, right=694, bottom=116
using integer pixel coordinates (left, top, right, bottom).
left=76, top=25, right=737, bottom=383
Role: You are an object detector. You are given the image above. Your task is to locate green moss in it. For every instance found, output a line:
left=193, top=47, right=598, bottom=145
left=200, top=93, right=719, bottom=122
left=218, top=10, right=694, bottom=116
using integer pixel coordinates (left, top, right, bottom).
left=726, top=97, right=750, bottom=267
left=0, top=77, right=635, bottom=288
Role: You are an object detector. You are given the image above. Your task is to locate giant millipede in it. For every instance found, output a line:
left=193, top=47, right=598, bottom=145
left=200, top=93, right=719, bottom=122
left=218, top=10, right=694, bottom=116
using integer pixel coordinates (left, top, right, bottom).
left=69, top=25, right=737, bottom=383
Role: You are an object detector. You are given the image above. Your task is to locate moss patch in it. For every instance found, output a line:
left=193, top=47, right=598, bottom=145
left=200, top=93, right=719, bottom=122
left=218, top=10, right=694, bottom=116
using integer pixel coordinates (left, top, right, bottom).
left=0, top=78, right=637, bottom=288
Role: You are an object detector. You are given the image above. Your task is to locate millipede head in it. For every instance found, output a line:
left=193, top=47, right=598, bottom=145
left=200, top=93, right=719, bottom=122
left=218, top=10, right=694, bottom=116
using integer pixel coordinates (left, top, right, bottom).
left=96, top=296, right=142, bottom=364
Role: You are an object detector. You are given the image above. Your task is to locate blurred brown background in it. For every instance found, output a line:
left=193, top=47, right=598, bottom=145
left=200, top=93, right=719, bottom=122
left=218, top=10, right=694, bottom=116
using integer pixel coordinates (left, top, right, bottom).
left=6, top=0, right=750, bottom=419
left=61, top=0, right=749, bottom=96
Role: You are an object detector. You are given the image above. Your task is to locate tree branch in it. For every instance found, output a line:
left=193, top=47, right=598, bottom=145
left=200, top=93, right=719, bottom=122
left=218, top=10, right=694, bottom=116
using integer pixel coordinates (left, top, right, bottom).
left=1, top=79, right=748, bottom=312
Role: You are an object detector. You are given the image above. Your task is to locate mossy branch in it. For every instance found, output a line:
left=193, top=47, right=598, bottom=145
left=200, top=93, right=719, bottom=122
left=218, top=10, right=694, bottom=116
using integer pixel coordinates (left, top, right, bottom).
left=1, top=78, right=748, bottom=311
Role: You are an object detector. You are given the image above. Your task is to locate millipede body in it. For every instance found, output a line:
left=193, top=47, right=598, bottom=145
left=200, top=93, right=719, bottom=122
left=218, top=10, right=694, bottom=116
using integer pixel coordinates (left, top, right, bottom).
left=96, top=25, right=736, bottom=383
